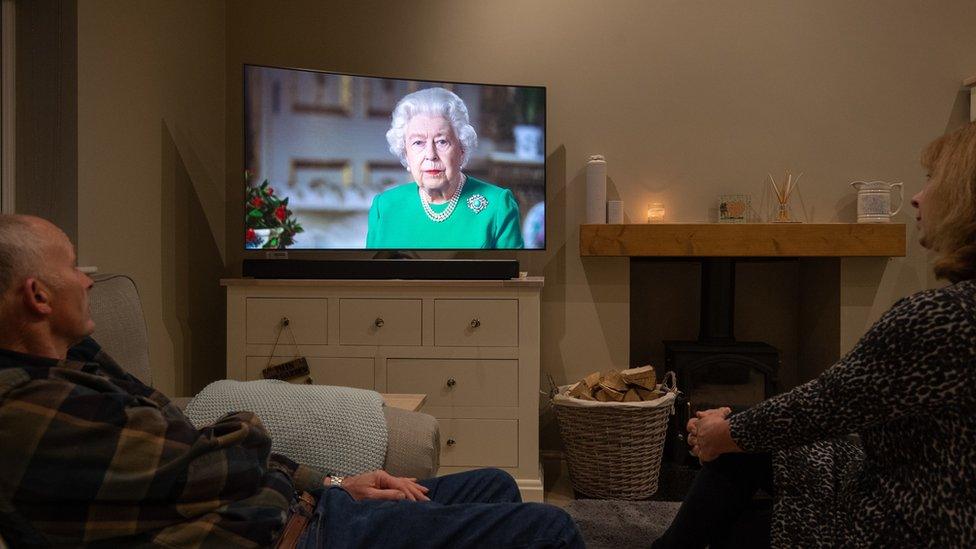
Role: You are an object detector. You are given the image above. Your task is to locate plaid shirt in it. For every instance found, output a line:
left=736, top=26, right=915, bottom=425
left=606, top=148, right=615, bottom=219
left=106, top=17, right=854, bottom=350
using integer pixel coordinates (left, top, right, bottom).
left=0, top=338, right=326, bottom=547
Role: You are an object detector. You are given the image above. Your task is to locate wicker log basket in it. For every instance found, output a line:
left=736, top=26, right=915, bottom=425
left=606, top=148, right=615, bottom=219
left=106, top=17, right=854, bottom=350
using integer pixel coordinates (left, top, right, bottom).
left=552, top=371, right=678, bottom=500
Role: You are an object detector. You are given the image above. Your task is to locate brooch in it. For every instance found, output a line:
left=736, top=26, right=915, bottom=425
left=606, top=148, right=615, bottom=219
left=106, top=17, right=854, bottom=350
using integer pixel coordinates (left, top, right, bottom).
left=467, top=194, right=488, bottom=214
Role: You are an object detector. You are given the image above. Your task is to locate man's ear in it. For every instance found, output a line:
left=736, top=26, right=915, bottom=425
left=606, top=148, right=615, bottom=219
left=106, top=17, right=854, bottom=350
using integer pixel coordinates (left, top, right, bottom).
left=23, top=278, right=53, bottom=315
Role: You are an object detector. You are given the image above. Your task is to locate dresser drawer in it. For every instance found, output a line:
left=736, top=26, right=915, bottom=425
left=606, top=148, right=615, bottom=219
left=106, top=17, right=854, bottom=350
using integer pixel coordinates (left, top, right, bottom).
left=246, top=298, right=328, bottom=344
left=434, top=299, right=518, bottom=347
left=386, top=359, right=517, bottom=408
left=339, top=299, right=422, bottom=346
left=439, top=419, right=518, bottom=467
left=245, top=356, right=375, bottom=390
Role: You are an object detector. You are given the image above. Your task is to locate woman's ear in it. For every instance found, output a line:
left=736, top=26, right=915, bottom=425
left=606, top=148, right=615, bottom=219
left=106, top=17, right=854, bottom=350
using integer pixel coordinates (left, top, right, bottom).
left=23, top=278, right=53, bottom=315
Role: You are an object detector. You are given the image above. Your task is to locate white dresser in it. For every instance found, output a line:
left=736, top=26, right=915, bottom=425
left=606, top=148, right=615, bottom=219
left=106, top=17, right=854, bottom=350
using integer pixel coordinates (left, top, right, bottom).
left=222, top=277, right=544, bottom=501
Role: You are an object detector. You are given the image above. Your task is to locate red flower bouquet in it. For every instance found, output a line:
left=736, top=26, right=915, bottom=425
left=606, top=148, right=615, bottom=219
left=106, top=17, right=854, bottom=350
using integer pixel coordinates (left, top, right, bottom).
left=245, top=179, right=303, bottom=249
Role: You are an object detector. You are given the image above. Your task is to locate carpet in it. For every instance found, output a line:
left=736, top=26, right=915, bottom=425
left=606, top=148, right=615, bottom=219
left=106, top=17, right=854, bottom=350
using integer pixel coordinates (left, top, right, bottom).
left=564, top=499, right=681, bottom=549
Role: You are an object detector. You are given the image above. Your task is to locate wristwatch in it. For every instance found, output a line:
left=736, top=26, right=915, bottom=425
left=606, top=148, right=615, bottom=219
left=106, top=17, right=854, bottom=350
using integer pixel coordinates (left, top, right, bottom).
left=328, top=475, right=344, bottom=488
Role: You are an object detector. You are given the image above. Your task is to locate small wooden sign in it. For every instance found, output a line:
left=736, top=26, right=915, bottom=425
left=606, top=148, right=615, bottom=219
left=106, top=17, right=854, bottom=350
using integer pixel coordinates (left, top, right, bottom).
left=262, top=357, right=311, bottom=382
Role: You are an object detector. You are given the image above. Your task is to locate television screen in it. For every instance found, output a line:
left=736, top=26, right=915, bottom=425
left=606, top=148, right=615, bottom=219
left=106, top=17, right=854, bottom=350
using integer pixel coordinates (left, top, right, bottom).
left=243, top=64, right=546, bottom=250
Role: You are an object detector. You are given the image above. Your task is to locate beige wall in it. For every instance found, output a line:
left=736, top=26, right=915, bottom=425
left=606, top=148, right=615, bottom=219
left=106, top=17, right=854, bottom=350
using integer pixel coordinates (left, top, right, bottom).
left=74, top=1, right=976, bottom=408
left=226, top=0, right=975, bottom=387
left=77, top=1, right=226, bottom=396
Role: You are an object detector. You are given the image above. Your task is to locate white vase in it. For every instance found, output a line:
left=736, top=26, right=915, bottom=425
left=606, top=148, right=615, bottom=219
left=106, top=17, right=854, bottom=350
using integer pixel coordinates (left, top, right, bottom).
left=513, top=124, right=543, bottom=158
left=247, top=228, right=272, bottom=249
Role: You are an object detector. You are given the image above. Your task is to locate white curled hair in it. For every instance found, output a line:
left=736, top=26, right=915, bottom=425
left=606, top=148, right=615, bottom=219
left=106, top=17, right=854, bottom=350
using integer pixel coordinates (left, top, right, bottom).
left=386, top=87, right=478, bottom=169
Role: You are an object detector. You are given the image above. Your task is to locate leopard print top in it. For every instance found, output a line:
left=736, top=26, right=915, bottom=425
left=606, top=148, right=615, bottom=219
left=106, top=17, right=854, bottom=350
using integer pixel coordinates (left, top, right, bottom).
left=730, top=279, right=976, bottom=547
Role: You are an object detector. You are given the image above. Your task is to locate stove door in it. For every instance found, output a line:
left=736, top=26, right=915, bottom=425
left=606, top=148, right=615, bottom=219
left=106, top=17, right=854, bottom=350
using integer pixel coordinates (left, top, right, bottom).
left=666, top=354, right=778, bottom=465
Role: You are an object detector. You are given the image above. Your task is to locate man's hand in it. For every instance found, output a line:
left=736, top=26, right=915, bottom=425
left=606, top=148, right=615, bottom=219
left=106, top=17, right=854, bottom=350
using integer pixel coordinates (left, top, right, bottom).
left=686, top=407, right=741, bottom=462
left=332, top=470, right=430, bottom=502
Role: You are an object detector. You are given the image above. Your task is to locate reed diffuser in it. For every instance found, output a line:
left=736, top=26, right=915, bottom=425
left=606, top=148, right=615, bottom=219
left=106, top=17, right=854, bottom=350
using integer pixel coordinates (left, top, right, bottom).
left=768, top=170, right=803, bottom=223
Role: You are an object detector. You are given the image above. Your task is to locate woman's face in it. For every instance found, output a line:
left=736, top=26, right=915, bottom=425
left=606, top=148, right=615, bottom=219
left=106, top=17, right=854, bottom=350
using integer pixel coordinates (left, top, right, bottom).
left=404, top=114, right=463, bottom=197
left=911, top=175, right=935, bottom=249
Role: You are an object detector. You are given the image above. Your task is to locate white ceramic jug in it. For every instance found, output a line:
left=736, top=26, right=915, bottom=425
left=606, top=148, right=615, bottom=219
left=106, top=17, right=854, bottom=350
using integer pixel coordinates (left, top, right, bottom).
left=851, top=180, right=903, bottom=223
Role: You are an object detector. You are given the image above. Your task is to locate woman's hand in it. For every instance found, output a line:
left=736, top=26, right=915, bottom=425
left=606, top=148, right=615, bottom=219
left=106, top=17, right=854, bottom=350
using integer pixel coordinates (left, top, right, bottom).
left=686, top=407, right=731, bottom=446
left=686, top=407, right=742, bottom=462
left=332, top=470, right=430, bottom=502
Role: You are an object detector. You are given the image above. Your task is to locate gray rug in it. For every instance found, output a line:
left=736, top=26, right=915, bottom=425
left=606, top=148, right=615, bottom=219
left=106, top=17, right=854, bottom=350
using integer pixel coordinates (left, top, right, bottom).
left=564, top=500, right=681, bottom=549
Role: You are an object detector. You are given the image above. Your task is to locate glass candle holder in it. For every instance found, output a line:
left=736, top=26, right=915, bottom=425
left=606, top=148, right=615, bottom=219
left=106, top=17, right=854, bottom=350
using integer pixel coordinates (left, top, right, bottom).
left=647, top=202, right=666, bottom=223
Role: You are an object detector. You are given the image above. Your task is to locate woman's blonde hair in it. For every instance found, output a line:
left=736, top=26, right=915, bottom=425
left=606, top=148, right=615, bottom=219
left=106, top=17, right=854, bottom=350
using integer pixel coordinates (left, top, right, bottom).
left=921, top=121, right=976, bottom=282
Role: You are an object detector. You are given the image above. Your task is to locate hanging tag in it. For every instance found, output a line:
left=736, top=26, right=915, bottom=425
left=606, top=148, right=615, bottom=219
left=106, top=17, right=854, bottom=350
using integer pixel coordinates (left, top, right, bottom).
left=263, top=316, right=311, bottom=383
left=262, top=357, right=311, bottom=382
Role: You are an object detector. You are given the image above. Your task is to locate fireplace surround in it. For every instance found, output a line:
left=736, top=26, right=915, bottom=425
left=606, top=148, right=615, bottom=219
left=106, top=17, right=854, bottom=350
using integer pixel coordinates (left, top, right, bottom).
left=583, top=222, right=904, bottom=494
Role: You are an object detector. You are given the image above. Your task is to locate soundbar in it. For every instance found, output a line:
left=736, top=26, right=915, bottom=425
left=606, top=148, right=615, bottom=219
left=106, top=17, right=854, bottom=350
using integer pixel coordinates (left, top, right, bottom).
left=242, top=259, right=520, bottom=280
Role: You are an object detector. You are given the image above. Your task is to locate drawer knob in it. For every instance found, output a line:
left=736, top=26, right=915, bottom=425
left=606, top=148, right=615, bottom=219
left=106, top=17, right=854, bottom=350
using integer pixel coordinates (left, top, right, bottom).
left=446, top=438, right=456, bottom=446
left=374, top=317, right=385, bottom=328
left=281, top=317, right=290, bottom=327
left=470, top=318, right=481, bottom=328
left=446, top=377, right=457, bottom=387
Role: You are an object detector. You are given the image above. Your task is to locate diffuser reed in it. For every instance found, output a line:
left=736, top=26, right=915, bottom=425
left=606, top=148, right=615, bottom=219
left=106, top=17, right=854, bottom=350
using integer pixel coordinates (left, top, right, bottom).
left=768, top=170, right=803, bottom=223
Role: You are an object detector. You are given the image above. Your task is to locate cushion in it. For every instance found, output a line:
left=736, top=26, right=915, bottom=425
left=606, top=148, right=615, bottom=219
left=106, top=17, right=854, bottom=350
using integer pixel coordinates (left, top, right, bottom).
left=382, top=406, right=440, bottom=479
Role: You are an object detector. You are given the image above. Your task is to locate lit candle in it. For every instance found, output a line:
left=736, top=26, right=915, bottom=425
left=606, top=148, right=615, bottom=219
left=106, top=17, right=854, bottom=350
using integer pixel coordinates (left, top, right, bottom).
left=647, top=202, right=666, bottom=222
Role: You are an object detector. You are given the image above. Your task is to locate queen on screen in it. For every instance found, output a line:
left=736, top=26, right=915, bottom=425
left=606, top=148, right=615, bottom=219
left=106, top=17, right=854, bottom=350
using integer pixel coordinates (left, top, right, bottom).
left=365, top=87, right=524, bottom=249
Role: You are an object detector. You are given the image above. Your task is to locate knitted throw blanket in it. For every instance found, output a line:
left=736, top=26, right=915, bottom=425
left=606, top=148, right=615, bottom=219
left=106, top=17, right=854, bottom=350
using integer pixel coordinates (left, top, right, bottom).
left=184, top=380, right=388, bottom=476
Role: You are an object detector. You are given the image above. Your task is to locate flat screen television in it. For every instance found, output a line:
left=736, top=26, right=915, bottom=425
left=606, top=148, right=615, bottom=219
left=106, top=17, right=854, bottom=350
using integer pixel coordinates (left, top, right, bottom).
left=243, top=64, right=546, bottom=256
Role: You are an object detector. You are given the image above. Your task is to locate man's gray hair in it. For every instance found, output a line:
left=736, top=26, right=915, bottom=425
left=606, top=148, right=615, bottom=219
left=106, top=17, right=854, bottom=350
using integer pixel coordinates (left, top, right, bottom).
left=0, top=215, right=45, bottom=296
left=385, top=87, right=478, bottom=170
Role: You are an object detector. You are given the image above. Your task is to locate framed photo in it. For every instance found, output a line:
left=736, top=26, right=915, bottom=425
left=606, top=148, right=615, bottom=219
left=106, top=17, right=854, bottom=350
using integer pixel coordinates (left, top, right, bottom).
left=290, top=72, right=353, bottom=116
left=718, top=194, right=750, bottom=224
left=285, top=158, right=359, bottom=210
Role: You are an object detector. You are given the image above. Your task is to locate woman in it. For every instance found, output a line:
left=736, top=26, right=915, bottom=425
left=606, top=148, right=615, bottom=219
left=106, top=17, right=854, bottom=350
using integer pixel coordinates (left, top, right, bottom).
left=366, top=87, right=524, bottom=249
left=655, top=122, right=976, bottom=548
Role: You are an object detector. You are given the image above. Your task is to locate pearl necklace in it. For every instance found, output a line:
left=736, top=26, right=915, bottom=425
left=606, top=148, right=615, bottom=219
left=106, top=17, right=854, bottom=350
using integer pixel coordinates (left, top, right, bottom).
left=419, top=175, right=465, bottom=223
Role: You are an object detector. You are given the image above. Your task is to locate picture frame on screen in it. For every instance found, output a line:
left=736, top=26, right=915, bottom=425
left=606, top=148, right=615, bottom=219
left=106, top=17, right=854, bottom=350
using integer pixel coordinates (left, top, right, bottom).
left=243, top=64, right=546, bottom=252
left=290, top=72, right=353, bottom=116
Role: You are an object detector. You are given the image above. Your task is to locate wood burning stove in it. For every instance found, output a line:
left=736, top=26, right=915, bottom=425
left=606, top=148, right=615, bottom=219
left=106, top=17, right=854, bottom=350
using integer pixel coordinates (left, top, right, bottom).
left=662, top=259, right=781, bottom=464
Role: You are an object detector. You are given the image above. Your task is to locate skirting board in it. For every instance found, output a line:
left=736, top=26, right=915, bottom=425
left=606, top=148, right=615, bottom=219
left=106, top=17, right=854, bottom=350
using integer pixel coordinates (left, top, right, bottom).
left=516, top=476, right=545, bottom=503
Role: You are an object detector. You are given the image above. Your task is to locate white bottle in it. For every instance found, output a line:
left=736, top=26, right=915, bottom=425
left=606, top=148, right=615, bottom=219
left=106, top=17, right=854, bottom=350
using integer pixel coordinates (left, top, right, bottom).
left=586, top=155, right=607, bottom=224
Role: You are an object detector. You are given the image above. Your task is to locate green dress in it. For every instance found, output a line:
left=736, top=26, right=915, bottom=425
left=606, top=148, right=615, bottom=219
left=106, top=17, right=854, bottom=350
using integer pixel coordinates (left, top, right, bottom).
left=366, top=176, right=524, bottom=249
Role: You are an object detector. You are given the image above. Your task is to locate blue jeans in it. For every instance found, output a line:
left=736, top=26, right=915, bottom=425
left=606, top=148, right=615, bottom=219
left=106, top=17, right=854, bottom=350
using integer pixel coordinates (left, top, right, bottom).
left=297, top=468, right=583, bottom=548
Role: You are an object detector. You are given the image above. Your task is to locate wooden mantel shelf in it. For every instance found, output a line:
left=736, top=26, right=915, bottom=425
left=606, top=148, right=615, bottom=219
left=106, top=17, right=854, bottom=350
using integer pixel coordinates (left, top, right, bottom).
left=580, top=223, right=906, bottom=258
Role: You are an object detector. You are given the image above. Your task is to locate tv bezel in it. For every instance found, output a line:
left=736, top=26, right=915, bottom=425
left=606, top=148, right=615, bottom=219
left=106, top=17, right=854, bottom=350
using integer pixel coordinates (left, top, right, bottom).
left=241, top=62, right=547, bottom=255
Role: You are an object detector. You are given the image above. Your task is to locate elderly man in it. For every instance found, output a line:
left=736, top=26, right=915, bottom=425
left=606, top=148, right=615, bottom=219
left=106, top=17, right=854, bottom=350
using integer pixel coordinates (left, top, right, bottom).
left=0, top=214, right=582, bottom=548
